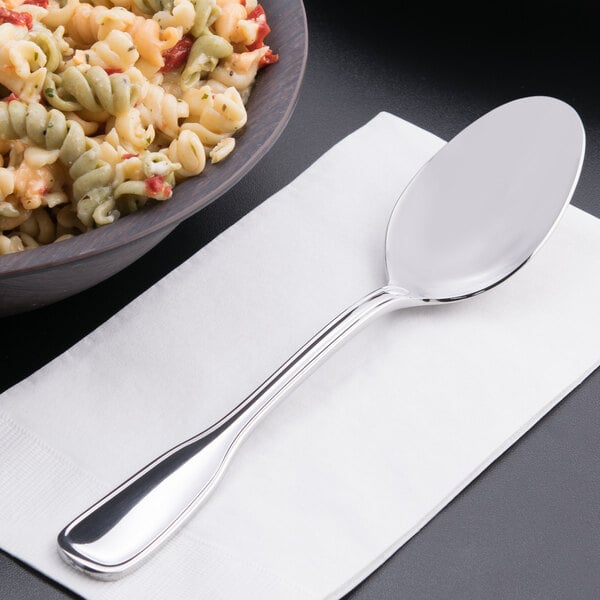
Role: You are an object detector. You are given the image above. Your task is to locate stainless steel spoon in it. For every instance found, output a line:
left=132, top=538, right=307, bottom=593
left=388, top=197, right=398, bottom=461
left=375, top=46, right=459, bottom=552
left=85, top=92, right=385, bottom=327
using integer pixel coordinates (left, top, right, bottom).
left=57, top=96, right=585, bottom=578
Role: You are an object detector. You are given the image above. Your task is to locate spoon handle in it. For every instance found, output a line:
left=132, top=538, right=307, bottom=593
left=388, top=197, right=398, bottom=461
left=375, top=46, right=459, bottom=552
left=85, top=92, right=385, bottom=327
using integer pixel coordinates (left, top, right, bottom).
left=57, top=285, right=413, bottom=578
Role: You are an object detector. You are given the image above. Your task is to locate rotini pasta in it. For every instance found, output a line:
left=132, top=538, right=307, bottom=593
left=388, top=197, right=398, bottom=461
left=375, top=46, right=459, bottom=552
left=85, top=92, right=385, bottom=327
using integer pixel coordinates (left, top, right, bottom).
left=163, top=128, right=205, bottom=178
left=182, top=84, right=246, bottom=147
left=180, top=30, right=231, bottom=90
left=0, top=0, right=278, bottom=255
left=45, top=65, right=142, bottom=115
left=137, top=81, right=188, bottom=138
left=85, top=30, right=140, bottom=71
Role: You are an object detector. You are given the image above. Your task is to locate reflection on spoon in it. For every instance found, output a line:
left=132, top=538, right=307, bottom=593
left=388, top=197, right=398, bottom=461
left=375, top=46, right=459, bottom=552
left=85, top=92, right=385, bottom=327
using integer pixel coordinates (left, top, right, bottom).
left=57, top=96, right=585, bottom=578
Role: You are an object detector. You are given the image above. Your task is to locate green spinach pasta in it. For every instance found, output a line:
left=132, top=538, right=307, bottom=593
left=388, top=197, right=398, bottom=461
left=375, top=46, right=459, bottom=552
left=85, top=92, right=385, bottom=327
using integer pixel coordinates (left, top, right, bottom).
left=0, top=0, right=278, bottom=254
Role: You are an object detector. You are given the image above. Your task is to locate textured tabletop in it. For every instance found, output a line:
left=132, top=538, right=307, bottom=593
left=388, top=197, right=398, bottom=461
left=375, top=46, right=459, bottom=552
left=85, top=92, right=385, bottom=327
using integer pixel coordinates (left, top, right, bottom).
left=1, top=4, right=599, bottom=599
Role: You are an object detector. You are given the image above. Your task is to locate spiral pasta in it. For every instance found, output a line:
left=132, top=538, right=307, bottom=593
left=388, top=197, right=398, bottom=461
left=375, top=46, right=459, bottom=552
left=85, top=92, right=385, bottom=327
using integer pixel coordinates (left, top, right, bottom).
left=27, top=24, right=67, bottom=72
left=19, top=207, right=57, bottom=244
left=210, top=46, right=267, bottom=100
left=114, top=108, right=155, bottom=150
left=0, top=100, right=90, bottom=166
left=86, top=30, right=140, bottom=71
left=135, top=0, right=172, bottom=15
left=126, top=13, right=179, bottom=70
left=0, top=0, right=278, bottom=255
left=153, top=0, right=195, bottom=34
left=0, top=21, right=66, bottom=103
left=0, top=167, right=15, bottom=202
left=69, top=148, right=114, bottom=203
left=213, top=0, right=247, bottom=42
left=181, top=31, right=232, bottom=90
left=189, top=0, right=220, bottom=37
left=44, top=65, right=142, bottom=116
left=182, top=84, right=247, bottom=147
left=137, top=81, right=188, bottom=139
left=163, top=129, right=205, bottom=179
left=43, top=0, right=180, bottom=68
left=45, top=0, right=108, bottom=46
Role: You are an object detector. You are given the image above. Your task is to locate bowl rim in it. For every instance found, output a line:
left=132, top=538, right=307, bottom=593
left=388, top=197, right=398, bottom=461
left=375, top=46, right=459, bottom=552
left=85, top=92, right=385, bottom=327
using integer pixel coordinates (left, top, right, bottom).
left=0, top=0, right=308, bottom=279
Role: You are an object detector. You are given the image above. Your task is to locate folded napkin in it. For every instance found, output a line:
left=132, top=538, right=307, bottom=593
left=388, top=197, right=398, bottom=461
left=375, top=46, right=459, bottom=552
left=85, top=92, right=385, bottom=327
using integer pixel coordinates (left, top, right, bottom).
left=2, top=111, right=600, bottom=600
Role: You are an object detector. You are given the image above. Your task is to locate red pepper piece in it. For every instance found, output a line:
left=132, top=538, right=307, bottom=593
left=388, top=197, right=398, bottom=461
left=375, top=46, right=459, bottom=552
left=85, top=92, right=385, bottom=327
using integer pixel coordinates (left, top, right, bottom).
left=2, top=92, right=20, bottom=103
left=122, top=153, right=138, bottom=159
left=258, top=48, right=279, bottom=68
left=246, top=5, right=271, bottom=51
left=145, top=175, right=165, bottom=195
left=247, top=4, right=265, bottom=19
left=160, top=35, right=194, bottom=73
left=0, top=8, right=33, bottom=30
left=104, top=67, right=123, bottom=75
left=247, top=20, right=270, bottom=51
left=24, top=0, right=49, bottom=7
left=145, top=175, right=172, bottom=198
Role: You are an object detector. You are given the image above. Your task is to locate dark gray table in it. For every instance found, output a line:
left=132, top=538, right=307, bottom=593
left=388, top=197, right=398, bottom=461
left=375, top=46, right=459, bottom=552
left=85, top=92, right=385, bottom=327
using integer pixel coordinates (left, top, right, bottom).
left=2, top=4, right=599, bottom=599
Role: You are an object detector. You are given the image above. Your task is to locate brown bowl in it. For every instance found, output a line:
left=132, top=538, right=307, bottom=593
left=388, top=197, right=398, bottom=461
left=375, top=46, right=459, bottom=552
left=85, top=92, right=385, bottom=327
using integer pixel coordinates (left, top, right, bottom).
left=0, top=0, right=308, bottom=317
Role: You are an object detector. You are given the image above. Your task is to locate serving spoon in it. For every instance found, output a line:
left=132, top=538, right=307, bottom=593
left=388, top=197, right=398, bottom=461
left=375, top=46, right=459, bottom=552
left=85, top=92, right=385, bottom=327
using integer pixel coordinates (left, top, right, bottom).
left=58, top=96, right=585, bottom=578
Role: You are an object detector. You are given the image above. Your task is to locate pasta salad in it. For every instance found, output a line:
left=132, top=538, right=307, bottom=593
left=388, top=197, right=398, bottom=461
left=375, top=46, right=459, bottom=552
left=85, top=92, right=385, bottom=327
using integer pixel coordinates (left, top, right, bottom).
left=0, top=0, right=277, bottom=254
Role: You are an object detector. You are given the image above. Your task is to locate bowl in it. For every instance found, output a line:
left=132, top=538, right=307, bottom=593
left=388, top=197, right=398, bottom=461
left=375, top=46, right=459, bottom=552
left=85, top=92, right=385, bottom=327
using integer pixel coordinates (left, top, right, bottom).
left=0, top=0, right=308, bottom=317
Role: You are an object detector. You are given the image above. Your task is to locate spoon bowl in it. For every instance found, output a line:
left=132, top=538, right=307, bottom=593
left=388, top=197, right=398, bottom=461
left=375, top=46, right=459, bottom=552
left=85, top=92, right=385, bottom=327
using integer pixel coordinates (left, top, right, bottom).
left=386, top=96, right=585, bottom=300
left=58, top=96, right=586, bottom=578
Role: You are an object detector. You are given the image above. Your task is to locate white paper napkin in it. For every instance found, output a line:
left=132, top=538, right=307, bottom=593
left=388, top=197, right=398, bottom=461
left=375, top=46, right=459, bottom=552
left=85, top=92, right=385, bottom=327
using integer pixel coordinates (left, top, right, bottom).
left=1, top=111, right=600, bottom=600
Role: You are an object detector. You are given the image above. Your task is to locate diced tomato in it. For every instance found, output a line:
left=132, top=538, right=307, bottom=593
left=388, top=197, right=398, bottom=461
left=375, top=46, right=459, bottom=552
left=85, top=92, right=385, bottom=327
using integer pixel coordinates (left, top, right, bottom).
left=240, top=0, right=245, bottom=5
left=104, top=67, right=123, bottom=75
left=160, top=35, right=194, bottom=73
left=247, top=4, right=265, bottom=20
left=258, top=48, right=279, bottom=68
left=122, top=153, right=138, bottom=159
left=145, top=175, right=165, bottom=195
left=24, top=0, right=48, bottom=7
left=246, top=5, right=272, bottom=51
left=247, top=19, right=270, bottom=51
left=2, top=92, right=20, bottom=103
left=0, top=8, right=33, bottom=30
left=145, top=175, right=171, bottom=198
